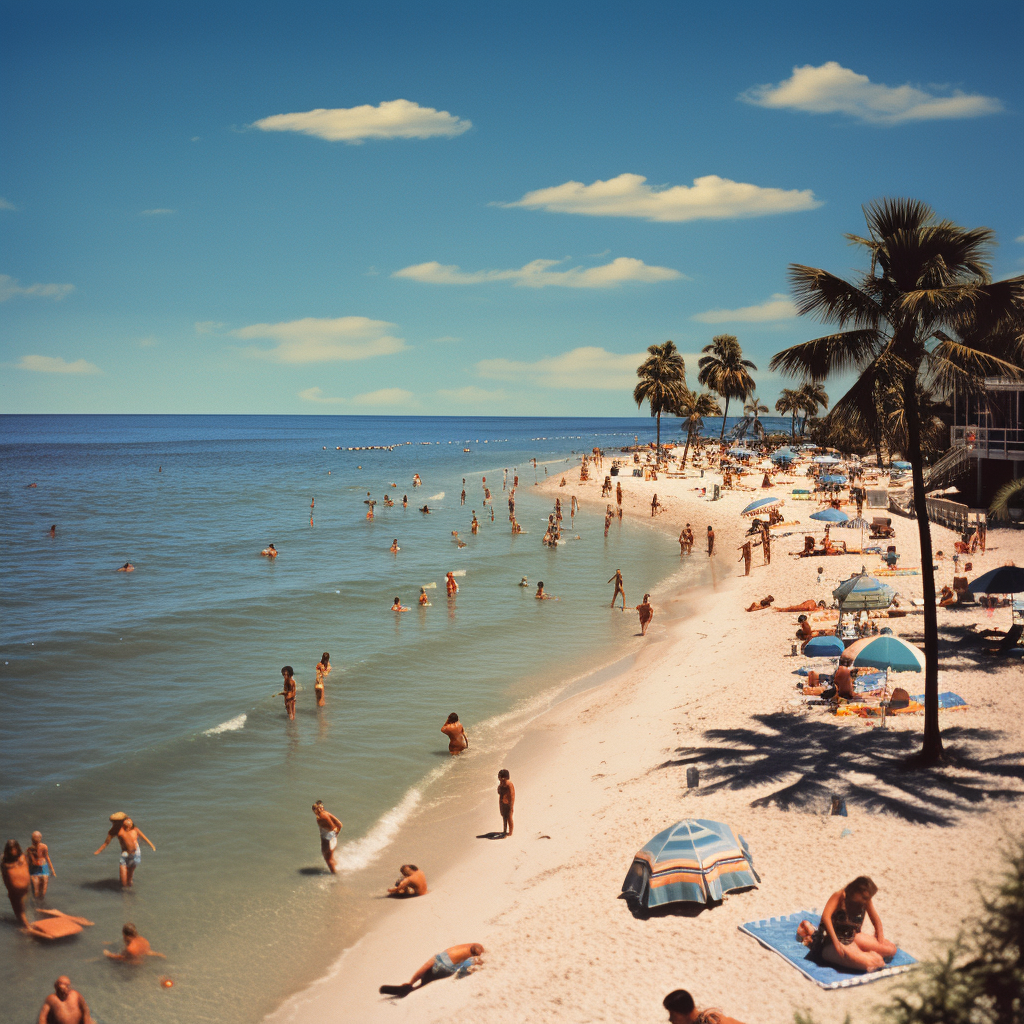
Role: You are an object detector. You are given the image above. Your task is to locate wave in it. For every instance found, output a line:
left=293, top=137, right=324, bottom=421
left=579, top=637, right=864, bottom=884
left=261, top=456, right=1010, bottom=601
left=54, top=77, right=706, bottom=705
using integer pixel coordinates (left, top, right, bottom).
left=203, top=713, right=247, bottom=736
left=332, top=782, right=429, bottom=874
left=428, top=491, right=445, bottom=500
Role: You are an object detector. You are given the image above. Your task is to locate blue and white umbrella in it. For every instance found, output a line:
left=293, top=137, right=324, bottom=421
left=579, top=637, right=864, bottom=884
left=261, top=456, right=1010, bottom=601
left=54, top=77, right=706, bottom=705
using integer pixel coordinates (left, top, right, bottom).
left=741, top=497, right=783, bottom=517
left=804, top=635, right=845, bottom=658
left=820, top=474, right=848, bottom=486
left=833, top=570, right=894, bottom=611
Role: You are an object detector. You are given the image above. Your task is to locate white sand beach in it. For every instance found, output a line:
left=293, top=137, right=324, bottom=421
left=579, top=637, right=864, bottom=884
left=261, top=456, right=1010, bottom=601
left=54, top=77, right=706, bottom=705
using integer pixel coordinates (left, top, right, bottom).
left=272, top=455, right=1024, bottom=1024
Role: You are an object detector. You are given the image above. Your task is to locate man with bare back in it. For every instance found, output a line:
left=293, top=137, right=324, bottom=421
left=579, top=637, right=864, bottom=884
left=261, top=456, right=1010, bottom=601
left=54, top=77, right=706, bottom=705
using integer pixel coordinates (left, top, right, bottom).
left=38, top=976, right=92, bottom=1024
left=608, top=569, right=625, bottom=609
left=441, top=713, right=468, bottom=754
left=93, top=813, right=156, bottom=888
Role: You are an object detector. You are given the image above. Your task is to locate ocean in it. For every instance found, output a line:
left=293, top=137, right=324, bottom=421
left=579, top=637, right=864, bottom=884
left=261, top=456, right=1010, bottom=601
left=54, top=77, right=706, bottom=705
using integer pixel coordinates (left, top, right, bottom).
left=0, top=414, right=723, bottom=1024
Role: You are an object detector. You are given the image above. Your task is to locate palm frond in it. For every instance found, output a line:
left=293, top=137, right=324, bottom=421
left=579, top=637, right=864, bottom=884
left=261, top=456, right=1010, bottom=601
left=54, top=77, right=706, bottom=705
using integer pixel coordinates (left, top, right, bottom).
left=769, top=330, right=881, bottom=380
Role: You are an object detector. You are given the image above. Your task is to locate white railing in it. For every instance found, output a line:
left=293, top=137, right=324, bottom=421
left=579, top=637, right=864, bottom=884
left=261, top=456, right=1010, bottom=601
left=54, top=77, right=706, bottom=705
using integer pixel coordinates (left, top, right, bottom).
left=951, top=425, right=1024, bottom=458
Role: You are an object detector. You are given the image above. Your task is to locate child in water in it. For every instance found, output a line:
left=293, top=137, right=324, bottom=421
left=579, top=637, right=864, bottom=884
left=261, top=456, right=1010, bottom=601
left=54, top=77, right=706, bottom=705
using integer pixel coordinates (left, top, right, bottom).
left=497, top=769, right=515, bottom=836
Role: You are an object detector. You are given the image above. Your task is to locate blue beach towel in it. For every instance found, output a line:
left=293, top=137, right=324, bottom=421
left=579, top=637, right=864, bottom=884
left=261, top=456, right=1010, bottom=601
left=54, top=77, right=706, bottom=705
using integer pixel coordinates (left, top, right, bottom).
left=739, top=911, right=917, bottom=990
left=910, top=692, right=966, bottom=709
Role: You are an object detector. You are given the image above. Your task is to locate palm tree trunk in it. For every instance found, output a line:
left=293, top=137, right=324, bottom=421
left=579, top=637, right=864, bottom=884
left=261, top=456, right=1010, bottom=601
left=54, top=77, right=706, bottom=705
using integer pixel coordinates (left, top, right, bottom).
left=719, top=396, right=729, bottom=440
left=681, top=426, right=692, bottom=468
left=906, top=385, right=943, bottom=764
left=656, top=410, right=661, bottom=457
left=791, top=411, right=796, bottom=438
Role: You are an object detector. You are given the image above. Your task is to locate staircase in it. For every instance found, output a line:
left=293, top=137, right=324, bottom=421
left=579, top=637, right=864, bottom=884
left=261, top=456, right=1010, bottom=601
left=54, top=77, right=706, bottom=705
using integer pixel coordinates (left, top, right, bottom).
left=923, top=445, right=971, bottom=490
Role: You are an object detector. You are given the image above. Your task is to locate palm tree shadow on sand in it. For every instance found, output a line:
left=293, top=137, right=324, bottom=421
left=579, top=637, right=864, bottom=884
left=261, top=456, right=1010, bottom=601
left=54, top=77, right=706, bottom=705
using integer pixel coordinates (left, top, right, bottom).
left=658, top=713, right=1024, bottom=826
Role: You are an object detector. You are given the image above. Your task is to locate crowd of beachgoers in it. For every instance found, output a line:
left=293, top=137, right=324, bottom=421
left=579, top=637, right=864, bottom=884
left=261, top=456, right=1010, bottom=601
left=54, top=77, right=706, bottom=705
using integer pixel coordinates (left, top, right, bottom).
left=8, top=437, right=1023, bottom=1024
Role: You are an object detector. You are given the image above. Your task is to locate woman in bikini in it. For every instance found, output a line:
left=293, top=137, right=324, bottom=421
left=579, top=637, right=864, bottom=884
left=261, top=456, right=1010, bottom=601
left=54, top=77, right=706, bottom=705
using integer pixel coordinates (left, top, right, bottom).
left=314, top=653, right=331, bottom=707
left=797, top=876, right=897, bottom=972
left=636, top=594, right=654, bottom=635
left=2, top=839, right=32, bottom=928
left=312, top=801, right=343, bottom=874
left=441, top=713, right=468, bottom=754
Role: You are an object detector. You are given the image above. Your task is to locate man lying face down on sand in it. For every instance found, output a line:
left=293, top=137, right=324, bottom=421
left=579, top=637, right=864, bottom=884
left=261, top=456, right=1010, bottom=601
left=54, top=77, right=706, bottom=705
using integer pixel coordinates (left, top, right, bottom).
left=663, top=988, right=746, bottom=1024
left=379, top=943, right=484, bottom=996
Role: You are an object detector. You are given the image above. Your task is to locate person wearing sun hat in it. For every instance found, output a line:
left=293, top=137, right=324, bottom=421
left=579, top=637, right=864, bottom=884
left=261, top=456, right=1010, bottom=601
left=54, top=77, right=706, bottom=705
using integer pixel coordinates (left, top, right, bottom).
left=94, top=812, right=155, bottom=888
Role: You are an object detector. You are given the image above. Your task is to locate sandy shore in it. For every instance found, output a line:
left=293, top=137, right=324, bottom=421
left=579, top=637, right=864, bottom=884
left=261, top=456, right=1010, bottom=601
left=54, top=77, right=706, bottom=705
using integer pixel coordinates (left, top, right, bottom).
left=270, top=454, right=1024, bottom=1024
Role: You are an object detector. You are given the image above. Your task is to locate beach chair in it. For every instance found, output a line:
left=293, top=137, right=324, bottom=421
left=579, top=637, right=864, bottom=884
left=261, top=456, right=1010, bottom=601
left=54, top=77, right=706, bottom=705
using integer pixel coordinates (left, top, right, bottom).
left=870, top=517, right=894, bottom=539
left=986, top=624, right=1023, bottom=656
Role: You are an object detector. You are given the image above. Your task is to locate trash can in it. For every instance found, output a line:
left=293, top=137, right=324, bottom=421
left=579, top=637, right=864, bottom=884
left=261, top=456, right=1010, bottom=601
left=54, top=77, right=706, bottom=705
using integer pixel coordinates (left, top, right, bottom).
left=610, top=466, right=618, bottom=476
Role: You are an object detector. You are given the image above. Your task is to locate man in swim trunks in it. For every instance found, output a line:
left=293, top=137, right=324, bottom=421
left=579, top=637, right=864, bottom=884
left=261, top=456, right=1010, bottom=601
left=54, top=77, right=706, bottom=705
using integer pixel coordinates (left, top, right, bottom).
left=103, top=922, right=164, bottom=961
left=38, top=976, right=93, bottom=1024
left=312, top=801, right=343, bottom=873
left=471, top=513, right=479, bottom=534
left=497, top=769, right=515, bottom=835
left=27, top=831, right=56, bottom=899
left=608, top=570, right=625, bottom=610
left=461, top=486, right=466, bottom=506
left=278, top=666, right=297, bottom=720
left=387, top=864, right=427, bottom=897
left=403, top=943, right=484, bottom=990
left=94, top=814, right=155, bottom=888
left=441, top=713, right=468, bottom=754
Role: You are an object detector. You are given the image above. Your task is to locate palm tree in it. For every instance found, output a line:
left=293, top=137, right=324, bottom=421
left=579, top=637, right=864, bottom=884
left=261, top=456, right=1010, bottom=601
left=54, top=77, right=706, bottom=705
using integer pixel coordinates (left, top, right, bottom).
left=775, top=388, right=802, bottom=437
left=796, top=381, right=829, bottom=433
left=743, top=394, right=769, bottom=438
left=676, top=389, right=722, bottom=467
left=697, top=335, right=757, bottom=439
left=634, top=340, right=688, bottom=455
left=770, top=198, right=1023, bottom=765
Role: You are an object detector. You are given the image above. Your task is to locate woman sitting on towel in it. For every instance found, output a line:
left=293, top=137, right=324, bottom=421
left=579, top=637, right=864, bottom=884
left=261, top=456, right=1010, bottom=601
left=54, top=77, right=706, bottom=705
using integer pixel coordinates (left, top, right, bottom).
left=797, top=876, right=897, bottom=972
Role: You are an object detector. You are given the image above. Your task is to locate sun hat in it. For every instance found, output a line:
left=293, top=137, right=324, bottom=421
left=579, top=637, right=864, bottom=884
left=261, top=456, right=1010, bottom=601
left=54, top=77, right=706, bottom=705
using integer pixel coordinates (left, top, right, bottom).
left=109, top=812, right=127, bottom=822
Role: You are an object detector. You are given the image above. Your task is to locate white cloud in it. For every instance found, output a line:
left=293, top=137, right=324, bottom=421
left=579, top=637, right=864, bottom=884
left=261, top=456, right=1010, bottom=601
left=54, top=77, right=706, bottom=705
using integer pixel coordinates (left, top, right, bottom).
left=16, top=354, right=100, bottom=374
left=0, top=198, right=16, bottom=211
left=504, top=173, right=820, bottom=222
left=477, top=346, right=646, bottom=391
left=395, top=256, right=683, bottom=289
left=195, top=321, right=227, bottom=334
left=351, top=388, right=415, bottom=407
left=141, top=208, right=175, bottom=216
left=299, top=386, right=346, bottom=404
left=1017, top=235, right=1024, bottom=244
left=0, top=274, right=74, bottom=302
left=741, top=62, right=1003, bottom=124
left=252, top=99, right=471, bottom=144
left=437, top=385, right=505, bottom=403
left=692, top=293, right=798, bottom=323
left=232, top=316, right=407, bottom=364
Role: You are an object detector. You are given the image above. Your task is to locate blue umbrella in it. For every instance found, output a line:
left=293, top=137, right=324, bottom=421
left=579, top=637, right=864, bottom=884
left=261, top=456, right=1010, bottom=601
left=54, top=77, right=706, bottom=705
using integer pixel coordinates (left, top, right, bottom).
left=771, top=451, right=796, bottom=464
left=804, top=635, right=845, bottom=657
left=810, top=508, right=849, bottom=523
left=893, top=461, right=912, bottom=470
left=820, top=474, right=848, bottom=485
left=741, top=497, right=782, bottom=517
left=621, top=819, right=759, bottom=908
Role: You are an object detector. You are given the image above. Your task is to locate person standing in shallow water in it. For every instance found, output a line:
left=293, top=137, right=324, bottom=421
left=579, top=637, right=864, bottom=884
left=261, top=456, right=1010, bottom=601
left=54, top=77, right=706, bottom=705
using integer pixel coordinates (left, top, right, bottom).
left=27, top=831, right=56, bottom=899
left=312, top=801, right=343, bottom=874
left=38, top=977, right=93, bottom=1024
left=441, top=713, right=468, bottom=754
left=636, top=594, right=654, bottom=636
left=93, top=813, right=155, bottom=888
left=279, top=666, right=297, bottom=720
left=608, top=569, right=625, bottom=610
left=314, top=653, right=330, bottom=707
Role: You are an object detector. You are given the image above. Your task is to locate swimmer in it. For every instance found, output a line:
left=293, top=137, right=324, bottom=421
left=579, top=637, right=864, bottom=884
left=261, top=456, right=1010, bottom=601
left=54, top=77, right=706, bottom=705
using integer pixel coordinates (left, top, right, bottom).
left=277, top=666, right=297, bottom=720
left=442, top=712, right=468, bottom=754
left=392, top=597, right=409, bottom=612
left=93, top=813, right=155, bottom=888
left=314, top=653, right=330, bottom=707
left=260, top=544, right=278, bottom=558
left=471, top=513, right=479, bottom=534
left=390, top=539, right=400, bottom=554
left=418, top=588, right=430, bottom=606
left=38, top=977, right=93, bottom=1024
left=387, top=864, right=427, bottom=897
left=636, top=594, right=654, bottom=636
left=103, top=922, right=164, bottom=961
left=445, top=571, right=458, bottom=597
left=535, top=581, right=554, bottom=599
left=519, top=576, right=529, bottom=587
left=312, top=801, right=343, bottom=874
left=117, top=562, right=134, bottom=572
left=27, top=831, right=56, bottom=899
left=608, top=569, right=625, bottom=610
left=420, top=505, right=431, bottom=514
left=413, top=474, right=422, bottom=488
left=49, top=525, right=56, bottom=538
left=403, top=495, right=408, bottom=507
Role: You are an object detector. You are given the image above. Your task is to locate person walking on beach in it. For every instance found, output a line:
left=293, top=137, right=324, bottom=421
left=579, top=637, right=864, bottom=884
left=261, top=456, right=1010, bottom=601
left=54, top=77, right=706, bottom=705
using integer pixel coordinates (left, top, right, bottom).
left=103, top=922, right=164, bottom=961
left=678, top=527, right=687, bottom=556
left=278, top=666, right=297, bottom=720
left=609, top=569, right=626, bottom=610
left=38, top=977, right=93, bottom=1024
left=441, top=713, right=468, bottom=754
left=314, top=653, right=330, bottom=707
left=388, top=864, right=427, bottom=897
left=651, top=493, right=662, bottom=517
left=636, top=594, right=654, bottom=636
left=707, top=526, right=715, bottom=558
left=497, top=769, right=515, bottom=836
left=738, top=540, right=752, bottom=576
left=312, top=801, right=343, bottom=874
left=616, top=481, right=622, bottom=507
left=27, top=831, right=56, bottom=899
left=93, top=814, right=155, bottom=888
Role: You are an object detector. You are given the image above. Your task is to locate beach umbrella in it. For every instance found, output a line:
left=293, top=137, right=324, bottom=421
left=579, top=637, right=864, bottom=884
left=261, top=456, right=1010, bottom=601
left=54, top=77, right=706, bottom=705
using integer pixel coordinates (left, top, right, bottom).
left=810, top=508, right=849, bottom=524
left=832, top=570, right=894, bottom=611
left=968, top=565, right=1024, bottom=595
left=620, top=819, right=759, bottom=908
left=803, top=635, right=845, bottom=658
left=840, top=635, right=925, bottom=673
left=741, top=497, right=782, bottom=517
left=893, top=461, right=912, bottom=470
left=820, top=474, right=848, bottom=486
left=771, top=450, right=797, bottom=464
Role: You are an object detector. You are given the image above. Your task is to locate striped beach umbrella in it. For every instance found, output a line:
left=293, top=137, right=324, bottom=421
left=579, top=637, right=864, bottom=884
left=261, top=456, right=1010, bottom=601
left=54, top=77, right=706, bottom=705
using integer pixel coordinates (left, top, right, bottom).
left=741, top=497, right=782, bottom=517
left=810, top=508, right=849, bottom=524
left=621, top=819, right=759, bottom=908
left=840, top=635, right=925, bottom=672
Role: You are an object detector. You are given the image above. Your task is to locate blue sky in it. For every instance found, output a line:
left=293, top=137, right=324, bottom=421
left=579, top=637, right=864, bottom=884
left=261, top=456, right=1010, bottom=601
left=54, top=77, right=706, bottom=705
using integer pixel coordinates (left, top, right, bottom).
left=2, top=0, right=1022, bottom=416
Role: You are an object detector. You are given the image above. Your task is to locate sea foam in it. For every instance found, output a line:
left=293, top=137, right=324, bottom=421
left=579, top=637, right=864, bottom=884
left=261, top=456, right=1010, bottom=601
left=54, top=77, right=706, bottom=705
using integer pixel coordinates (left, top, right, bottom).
left=203, top=713, right=247, bottom=736
left=428, top=491, right=445, bottom=500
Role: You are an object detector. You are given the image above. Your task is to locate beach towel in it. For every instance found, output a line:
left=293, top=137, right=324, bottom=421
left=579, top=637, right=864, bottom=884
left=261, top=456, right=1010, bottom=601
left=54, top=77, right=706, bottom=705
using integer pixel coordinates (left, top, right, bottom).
left=910, top=692, right=967, bottom=709
left=739, top=911, right=917, bottom=989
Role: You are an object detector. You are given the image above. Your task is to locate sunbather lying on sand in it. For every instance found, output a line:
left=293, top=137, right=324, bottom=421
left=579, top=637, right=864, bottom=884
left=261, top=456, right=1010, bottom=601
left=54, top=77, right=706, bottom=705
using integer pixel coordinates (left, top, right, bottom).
left=774, top=599, right=826, bottom=612
left=745, top=596, right=775, bottom=611
left=796, top=876, right=896, bottom=972
left=663, top=988, right=747, bottom=1024
left=380, top=943, right=484, bottom=996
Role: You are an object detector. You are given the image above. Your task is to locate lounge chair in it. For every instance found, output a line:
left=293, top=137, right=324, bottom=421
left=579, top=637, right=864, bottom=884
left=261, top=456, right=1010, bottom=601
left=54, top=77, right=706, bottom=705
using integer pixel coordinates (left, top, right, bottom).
left=870, top=517, right=894, bottom=539
left=986, top=624, right=1023, bottom=656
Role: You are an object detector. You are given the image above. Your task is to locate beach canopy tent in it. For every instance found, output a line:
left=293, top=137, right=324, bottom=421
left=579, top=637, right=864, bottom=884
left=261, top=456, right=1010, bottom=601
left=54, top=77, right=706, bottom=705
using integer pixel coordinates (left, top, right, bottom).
left=840, top=635, right=925, bottom=672
left=833, top=570, right=894, bottom=611
left=810, top=508, right=849, bottom=524
left=621, top=818, right=759, bottom=908
left=803, top=635, right=845, bottom=658
left=741, top=497, right=783, bottom=517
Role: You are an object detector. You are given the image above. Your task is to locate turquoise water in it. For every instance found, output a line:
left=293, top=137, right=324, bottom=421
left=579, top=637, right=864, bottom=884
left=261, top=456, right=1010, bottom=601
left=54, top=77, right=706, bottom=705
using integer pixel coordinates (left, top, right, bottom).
left=0, top=415, right=699, bottom=1024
